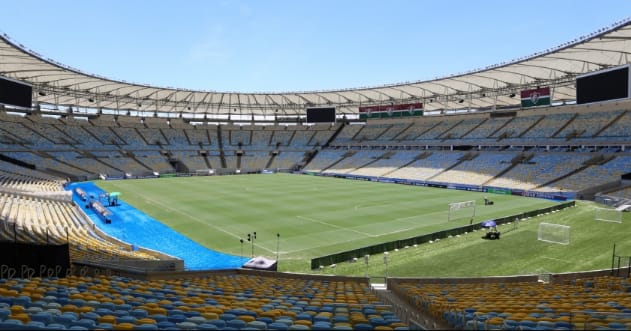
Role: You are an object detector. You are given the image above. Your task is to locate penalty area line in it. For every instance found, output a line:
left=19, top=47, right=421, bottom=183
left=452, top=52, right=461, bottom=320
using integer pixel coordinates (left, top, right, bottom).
left=297, top=215, right=376, bottom=237
left=141, top=195, right=274, bottom=254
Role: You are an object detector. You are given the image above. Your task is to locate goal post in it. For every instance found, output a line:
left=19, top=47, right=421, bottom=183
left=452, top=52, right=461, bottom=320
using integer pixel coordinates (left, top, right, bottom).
left=448, top=200, right=476, bottom=222
left=538, top=222, right=570, bottom=245
left=595, top=207, right=622, bottom=223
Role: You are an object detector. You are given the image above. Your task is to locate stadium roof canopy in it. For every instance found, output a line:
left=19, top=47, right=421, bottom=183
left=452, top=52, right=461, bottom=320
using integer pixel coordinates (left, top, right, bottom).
left=1, top=17, right=631, bottom=117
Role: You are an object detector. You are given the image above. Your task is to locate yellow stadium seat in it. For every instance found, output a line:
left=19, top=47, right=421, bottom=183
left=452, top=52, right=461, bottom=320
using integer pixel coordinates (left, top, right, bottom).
left=10, top=313, right=30, bottom=324
left=135, top=318, right=156, bottom=325
left=98, top=315, right=118, bottom=325
left=237, top=315, right=256, bottom=323
left=78, top=306, right=94, bottom=313
left=113, top=322, right=135, bottom=330
left=9, top=305, right=24, bottom=314
left=202, top=312, right=218, bottom=320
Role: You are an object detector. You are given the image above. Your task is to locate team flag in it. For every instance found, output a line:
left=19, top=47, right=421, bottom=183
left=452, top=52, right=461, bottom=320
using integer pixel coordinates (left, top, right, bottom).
left=359, top=102, right=423, bottom=120
left=521, top=87, right=551, bottom=108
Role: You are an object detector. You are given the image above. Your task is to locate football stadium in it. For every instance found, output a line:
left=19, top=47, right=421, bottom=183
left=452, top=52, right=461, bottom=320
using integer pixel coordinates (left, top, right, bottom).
left=1, top=9, right=631, bottom=331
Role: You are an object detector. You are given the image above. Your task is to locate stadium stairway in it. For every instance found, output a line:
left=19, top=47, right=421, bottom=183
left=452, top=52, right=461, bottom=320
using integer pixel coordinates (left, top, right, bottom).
left=551, top=113, right=579, bottom=139
left=426, top=152, right=478, bottom=181
left=320, top=151, right=356, bottom=173
left=125, top=153, right=154, bottom=173
left=534, top=154, right=616, bottom=192
left=372, top=283, right=441, bottom=330
left=481, top=153, right=533, bottom=186
left=516, top=116, right=545, bottom=138
left=380, top=152, right=432, bottom=178
left=347, top=151, right=393, bottom=174
left=592, top=109, right=629, bottom=137
left=323, top=122, right=347, bottom=147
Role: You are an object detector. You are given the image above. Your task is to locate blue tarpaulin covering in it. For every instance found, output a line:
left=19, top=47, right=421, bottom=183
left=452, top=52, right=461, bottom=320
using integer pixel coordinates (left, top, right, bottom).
left=67, top=181, right=245, bottom=270
left=481, top=220, right=497, bottom=228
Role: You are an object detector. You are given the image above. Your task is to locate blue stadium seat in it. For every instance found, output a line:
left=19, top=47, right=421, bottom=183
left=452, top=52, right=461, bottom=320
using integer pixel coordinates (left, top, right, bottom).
left=353, top=323, right=374, bottom=331
left=53, top=313, right=78, bottom=326
left=25, top=321, right=47, bottom=330
left=288, top=325, right=310, bottom=331
left=268, top=322, right=289, bottom=330
left=166, top=314, right=186, bottom=324
left=256, top=317, right=274, bottom=325
left=13, top=296, right=31, bottom=307
left=110, top=310, right=129, bottom=318
left=295, top=313, right=312, bottom=321
left=31, top=311, right=54, bottom=325
left=219, top=313, right=237, bottom=321
left=197, top=324, right=219, bottom=330
left=70, top=319, right=96, bottom=329
left=0, top=308, right=11, bottom=321
left=206, top=319, right=226, bottom=329
left=79, top=311, right=99, bottom=321
left=119, top=315, right=139, bottom=324
left=369, top=317, right=389, bottom=327
left=0, top=319, right=24, bottom=330
left=312, top=321, right=332, bottom=330
left=227, top=319, right=247, bottom=329
left=246, top=320, right=268, bottom=330
left=156, top=321, right=176, bottom=329
left=94, top=323, right=114, bottom=330
left=130, top=309, right=148, bottom=319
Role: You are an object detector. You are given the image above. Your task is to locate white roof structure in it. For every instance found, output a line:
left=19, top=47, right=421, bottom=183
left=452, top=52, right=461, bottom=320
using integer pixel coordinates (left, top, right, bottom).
left=1, top=17, right=631, bottom=116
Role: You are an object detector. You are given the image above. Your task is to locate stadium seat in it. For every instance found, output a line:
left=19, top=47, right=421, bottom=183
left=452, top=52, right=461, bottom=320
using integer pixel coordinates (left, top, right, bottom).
left=288, top=325, right=310, bottom=331
left=312, top=321, right=333, bottom=330
left=353, top=323, right=374, bottom=331
left=0, top=319, right=24, bottom=330
left=227, top=319, right=247, bottom=329
left=220, top=313, right=237, bottom=321
left=0, top=308, right=12, bottom=321
left=268, top=322, right=289, bottom=330
left=70, top=319, right=96, bottom=329
left=94, top=323, right=115, bottom=331
left=246, top=320, right=268, bottom=330
left=114, top=322, right=136, bottom=330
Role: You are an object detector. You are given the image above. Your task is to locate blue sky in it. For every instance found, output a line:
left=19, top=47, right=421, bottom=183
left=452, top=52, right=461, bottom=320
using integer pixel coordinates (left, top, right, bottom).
left=2, top=1, right=630, bottom=93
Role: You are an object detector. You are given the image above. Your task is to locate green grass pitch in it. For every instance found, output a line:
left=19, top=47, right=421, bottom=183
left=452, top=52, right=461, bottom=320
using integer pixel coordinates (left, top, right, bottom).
left=96, top=173, right=631, bottom=277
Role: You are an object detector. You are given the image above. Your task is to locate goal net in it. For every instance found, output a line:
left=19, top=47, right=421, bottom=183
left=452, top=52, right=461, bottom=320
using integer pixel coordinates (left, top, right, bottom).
left=538, top=222, right=570, bottom=245
left=595, top=207, right=622, bottom=223
left=448, top=200, right=476, bottom=222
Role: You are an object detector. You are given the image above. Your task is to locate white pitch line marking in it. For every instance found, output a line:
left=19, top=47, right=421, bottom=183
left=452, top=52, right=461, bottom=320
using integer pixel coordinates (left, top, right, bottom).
left=297, top=215, right=376, bottom=237
left=141, top=195, right=274, bottom=253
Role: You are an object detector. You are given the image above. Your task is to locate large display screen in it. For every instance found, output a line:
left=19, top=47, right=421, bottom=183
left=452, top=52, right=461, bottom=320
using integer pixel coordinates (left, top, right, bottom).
left=576, top=65, right=630, bottom=104
left=306, top=107, right=336, bottom=123
left=0, top=76, right=32, bottom=108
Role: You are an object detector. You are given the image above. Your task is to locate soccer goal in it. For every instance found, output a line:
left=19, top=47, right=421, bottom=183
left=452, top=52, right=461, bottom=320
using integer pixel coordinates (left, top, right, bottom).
left=538, top=222, right=570, bottom=245
left=595, top=207, right=622, bottom=223
left=448, top=200, right=476, bottom=222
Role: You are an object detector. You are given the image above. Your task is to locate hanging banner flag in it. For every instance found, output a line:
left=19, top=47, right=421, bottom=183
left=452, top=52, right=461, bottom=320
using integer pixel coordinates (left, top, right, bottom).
left=359, top=102, right=423, bottom=120
left=521, top=87, right=551, bottom=108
